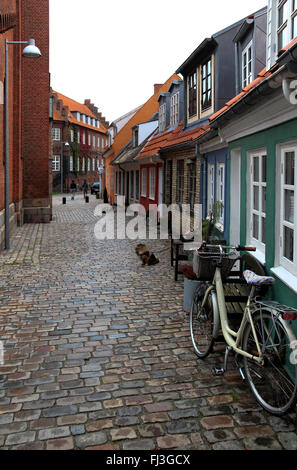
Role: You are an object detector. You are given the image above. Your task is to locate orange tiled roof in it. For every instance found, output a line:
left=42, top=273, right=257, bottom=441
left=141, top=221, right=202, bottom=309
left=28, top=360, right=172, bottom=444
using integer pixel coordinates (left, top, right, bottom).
left=208, top=68, right=274, bottom=123
left=136, top=121, right=211, bottom=159
left=53, top=91, right=107, bottom=134
left=111, top=74, right=182, bottom=157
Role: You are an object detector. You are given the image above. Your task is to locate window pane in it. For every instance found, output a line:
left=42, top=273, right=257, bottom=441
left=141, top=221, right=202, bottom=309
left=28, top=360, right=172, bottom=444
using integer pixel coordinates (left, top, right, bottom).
left=285, top=151, right=295, bottom=185
left=285, top=190, right=295, bottom=223
left=278, top=0, right=288, bottom=28
left=262, top=217, right=266, bottom=244
left=262, top=155, right=267, bottom=182
left=278, top=26, right=288, bottom=50
left=293, top=14, right=297, bottom=38
left=253, top=157, right=259, bottom=182
left=262, top=187, right=267, bottom=213
left=284, top=226, right=294, bottom=261
left=253, top=186, right=259, bottom=210
left=253, top=214, right=259, bottom=240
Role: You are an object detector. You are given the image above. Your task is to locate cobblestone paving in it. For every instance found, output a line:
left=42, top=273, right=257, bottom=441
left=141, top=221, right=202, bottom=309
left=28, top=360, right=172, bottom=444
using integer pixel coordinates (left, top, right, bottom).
left=0, top=194, right=296, bottom=450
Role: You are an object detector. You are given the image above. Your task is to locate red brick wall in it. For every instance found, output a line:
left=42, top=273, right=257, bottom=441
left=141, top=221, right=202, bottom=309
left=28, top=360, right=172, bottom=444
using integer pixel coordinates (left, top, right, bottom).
left=21, top=0, right=50, bottom=206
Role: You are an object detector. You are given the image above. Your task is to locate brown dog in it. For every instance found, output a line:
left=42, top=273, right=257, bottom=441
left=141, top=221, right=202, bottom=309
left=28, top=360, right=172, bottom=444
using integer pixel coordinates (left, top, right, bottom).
left=135, top=244, right=159, bottom=266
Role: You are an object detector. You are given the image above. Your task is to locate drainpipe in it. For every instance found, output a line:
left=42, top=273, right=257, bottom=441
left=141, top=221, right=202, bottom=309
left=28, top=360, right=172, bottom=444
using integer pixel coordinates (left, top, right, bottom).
left=196, top=144, right=207, bottom=219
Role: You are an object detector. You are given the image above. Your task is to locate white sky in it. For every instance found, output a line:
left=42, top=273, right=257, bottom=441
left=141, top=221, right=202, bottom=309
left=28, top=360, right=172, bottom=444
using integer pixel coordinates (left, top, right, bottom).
left=50, top=0, right=267, bottom=124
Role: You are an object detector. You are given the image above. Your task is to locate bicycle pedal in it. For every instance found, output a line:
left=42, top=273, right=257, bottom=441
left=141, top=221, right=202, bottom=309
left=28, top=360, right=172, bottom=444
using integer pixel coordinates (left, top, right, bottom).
left=212, top=367, right=225, bottom=376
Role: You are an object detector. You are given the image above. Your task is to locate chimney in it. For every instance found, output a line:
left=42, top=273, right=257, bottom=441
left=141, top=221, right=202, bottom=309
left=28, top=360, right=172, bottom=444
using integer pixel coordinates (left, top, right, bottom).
left=154, top=84, right=163, bottom=95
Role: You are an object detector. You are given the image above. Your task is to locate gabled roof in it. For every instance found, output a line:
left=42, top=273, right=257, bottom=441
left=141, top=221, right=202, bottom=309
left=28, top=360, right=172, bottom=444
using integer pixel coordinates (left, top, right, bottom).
left=52, top=91, right=108, bottom=134
left=109, top=74, right=182, bottom=158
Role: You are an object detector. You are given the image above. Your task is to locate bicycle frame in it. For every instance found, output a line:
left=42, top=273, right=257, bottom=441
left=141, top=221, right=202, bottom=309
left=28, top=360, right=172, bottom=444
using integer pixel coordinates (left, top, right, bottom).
left=202, top=267, right=264, bottom=365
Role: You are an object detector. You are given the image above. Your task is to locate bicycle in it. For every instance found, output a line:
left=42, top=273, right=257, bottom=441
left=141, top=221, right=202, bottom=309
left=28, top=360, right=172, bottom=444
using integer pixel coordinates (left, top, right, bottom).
left=189, top=243, right=297, bottom=416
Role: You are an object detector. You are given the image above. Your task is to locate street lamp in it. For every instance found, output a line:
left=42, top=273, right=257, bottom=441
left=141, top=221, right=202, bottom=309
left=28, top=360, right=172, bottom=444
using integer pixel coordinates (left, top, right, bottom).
left=4, top=38, right=41, bottom=250
left=60, top=142, right=70, bottom=194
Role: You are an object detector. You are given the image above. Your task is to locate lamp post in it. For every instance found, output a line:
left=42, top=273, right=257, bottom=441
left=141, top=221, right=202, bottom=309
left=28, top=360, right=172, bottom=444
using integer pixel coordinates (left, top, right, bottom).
left=4, top=38, right=41, bottom=250
left=60, top=142, right=69, bottom=195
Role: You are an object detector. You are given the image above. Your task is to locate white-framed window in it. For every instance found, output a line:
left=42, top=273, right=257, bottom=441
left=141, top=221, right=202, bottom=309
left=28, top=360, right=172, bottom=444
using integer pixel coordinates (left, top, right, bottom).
left=82, top=132, right=86, bottom=145
left=88, top=134, right=91, bottom=146
left=70, top=129, right=74, bottom=143
left=177, top=160, right=184, bottom=205
left=52, top=128, right=61, bottom=141
left=242, top=41, right=253, bottom=88
left=277, top=0, right=297, bottom=50
left=247, top=151, right=267, bottom=257
left=77, top=157, right=80, bottom=172
left=77, top=129, right=80, bottom=143
left=141, top=168, right=147, bottom=197
left=52, top=155, right=60, bottom=172
left=98, top=137, right=100, bottom=148
left=93, top=135, right=96, bottom=148
left=278, top=144, right=297, bottom=275
left=207, top=164, right=215, bottom=214
left=217, top=163, right=225, bottom=227
left=87, top=158, right=91, bottom=172
left=69, top=155, right=73, bottom=172
left=92, top=158, right=95, bottom=171
left=170, top=93, right=179, bottom=127
left=82, top=157, right=86, bottom=172
left=149, top=168, right=155, bottom=200
left=81, top=114, right=86, bottom=123
left=159, top=104, right=166, bottom=132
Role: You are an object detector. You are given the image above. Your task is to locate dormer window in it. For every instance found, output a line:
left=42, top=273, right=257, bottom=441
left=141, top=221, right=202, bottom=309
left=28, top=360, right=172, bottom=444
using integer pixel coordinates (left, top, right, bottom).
left=242, top=41, right=253, bottom=88
left=81, top=114, right=86, bottom=123
left=170, top=92, right=179, bottom=127
left=159, top=104, right=166, bottom=132
left=277, top=0, right=297, bottom=50
left=201, top=57, right=212, bottom=111
left=133, top=127, right=139, bottom=147
left=188, top=71, right=197, bottom=117
left=76, top=112, right=81, bottom=122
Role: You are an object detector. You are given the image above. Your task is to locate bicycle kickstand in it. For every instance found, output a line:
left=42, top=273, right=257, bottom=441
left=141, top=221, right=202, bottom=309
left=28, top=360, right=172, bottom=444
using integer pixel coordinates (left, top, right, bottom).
left=212, top=346, right=232, bottom=377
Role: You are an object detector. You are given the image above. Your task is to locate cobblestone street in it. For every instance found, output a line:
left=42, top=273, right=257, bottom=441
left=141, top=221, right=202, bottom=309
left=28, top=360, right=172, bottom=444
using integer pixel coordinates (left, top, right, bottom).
left=0, top=195, right=296, bottom=450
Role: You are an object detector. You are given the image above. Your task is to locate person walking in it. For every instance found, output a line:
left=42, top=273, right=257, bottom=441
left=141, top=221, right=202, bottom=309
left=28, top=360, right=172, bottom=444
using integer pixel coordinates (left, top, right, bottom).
left=82, top=180, right=88, bottom=200
left=70, top=180, right=77, bottom=200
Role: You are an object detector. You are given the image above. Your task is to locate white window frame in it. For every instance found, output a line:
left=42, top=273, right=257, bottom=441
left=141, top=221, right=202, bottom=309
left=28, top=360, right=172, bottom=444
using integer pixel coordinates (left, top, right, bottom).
left=77, top=129, right=80, bottom=144
left=69, top=155, right=73, bottom=172
left=141, top=168, right=147, bottom=197
left=82, top=157, right=86, bottom=172
left=242, top=41, right=253, bottom=89
left=52, top=155, right=60, bottom=172
left=277, top=143, right=297, bottom=276
left=77, top=157, right=80, bottom=172
left=70, top=129, right=74, bottom=143
left=207, top=164, right=215, bottom=214
left=87, top=158, right=91, bottom=172
left=216, top=163, right=225, bottom=229
left=82, top=132, right=86, bottom=145
left=130, top=171, right=134, bottom=199
left=277, top=0, right=297, bottom=50
left=170, top=92, right=179, bottom=127
left=159, top=104, right=166, bottom=132
left=149, top=168, right=155, bottom=200
left=92, top=158, right=95, bottom=172
left=135, top=170, right=140, bottom=201
left=52, top=128, right=61, bottom=141
left=88, top=134, right=91, bottom=146
left=247, top=150, right=267, bottom=260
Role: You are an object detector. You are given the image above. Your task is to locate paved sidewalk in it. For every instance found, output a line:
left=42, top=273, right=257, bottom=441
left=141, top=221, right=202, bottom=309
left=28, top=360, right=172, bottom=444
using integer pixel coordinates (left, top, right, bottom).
left=0, top=194, right=296, bottom=450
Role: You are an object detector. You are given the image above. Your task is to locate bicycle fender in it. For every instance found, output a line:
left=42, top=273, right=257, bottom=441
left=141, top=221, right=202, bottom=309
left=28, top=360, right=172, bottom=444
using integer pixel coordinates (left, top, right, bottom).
left=211, top=291, right=220, bottom=339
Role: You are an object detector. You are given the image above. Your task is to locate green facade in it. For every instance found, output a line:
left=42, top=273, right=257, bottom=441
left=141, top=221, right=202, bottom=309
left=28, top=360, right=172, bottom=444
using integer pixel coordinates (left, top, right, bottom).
left=227, top=117, right=297, bottom=310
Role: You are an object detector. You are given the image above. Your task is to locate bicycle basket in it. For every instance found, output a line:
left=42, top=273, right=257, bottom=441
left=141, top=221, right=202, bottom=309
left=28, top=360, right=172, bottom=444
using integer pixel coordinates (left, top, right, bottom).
left=194, top=251, right=239, bottom=281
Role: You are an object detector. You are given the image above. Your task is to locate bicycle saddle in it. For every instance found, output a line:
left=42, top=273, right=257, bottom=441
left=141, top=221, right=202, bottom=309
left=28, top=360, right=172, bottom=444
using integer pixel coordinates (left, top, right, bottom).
left=243, top=270, right=275, bottom=286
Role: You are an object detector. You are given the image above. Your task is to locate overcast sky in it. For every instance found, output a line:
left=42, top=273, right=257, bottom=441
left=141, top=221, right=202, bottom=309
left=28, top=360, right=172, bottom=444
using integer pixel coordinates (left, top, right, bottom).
left=49, top=0, right=267, bottom=124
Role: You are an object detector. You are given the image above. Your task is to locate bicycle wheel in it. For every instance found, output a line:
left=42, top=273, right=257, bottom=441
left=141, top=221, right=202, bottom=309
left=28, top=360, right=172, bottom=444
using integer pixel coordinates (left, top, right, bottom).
left=242, top=310, right=297, bottom=416
left=190, top=283, right=215, bottom=358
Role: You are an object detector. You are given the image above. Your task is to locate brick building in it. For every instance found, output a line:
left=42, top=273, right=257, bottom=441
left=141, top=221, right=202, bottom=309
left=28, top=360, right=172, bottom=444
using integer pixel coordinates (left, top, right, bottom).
left=51, top=91, right=109, bottom=192
left=0, top=0, right=50, bottom=250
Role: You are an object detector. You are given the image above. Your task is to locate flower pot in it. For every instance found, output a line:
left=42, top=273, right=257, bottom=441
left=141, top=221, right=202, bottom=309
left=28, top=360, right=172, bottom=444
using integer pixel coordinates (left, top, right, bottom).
left=184, top=277, right=201, bottom=313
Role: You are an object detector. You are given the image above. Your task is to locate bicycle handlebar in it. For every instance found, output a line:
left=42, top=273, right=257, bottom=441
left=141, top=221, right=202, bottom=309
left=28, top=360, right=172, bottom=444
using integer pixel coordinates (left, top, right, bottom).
left=198, top=243, right=256, bottom=253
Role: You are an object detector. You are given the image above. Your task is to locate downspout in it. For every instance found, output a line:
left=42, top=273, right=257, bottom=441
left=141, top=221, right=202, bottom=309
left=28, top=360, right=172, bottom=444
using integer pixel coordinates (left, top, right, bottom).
left=196, top=144, right=207, bottom=219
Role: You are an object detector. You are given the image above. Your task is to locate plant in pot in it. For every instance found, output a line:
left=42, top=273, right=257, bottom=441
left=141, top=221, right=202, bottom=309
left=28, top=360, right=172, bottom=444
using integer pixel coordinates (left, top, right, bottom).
left=203, top=201, right=225, bottom=243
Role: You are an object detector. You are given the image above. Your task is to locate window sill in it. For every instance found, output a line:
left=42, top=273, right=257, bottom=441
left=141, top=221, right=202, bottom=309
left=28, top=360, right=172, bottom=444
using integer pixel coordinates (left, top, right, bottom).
left=271, top=266, right=297, bottom=295
left=248, top=249, right=266, bottom=266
